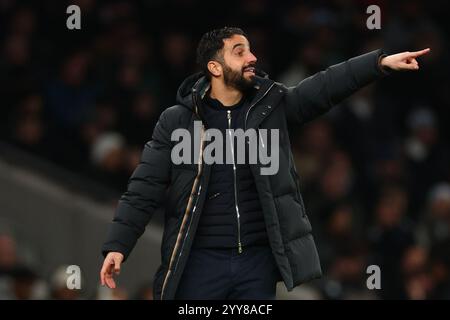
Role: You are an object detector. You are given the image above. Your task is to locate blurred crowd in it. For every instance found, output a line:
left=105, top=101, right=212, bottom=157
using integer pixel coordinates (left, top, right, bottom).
left=1, top=0, right=450, bottom=299
left=0, top=232, right=153, bottom=299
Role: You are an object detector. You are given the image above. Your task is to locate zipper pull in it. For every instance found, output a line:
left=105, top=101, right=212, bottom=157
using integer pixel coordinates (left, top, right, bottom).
left=208, top=192, right=221, bottom=200
left=227, top=110, right=231, bottom=127
left=238, top=242, right=243, bottom=254
left=259, top=131, right=265, bottom=149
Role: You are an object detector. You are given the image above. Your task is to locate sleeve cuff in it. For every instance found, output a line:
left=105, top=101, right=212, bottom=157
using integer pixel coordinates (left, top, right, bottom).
left=101, top=241, right=131, bottom=262
left=377, top=53, right=392, bottom=76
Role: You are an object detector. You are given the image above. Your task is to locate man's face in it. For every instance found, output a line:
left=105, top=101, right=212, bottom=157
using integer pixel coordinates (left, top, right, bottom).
left=212, top=34, right=258, bottom=91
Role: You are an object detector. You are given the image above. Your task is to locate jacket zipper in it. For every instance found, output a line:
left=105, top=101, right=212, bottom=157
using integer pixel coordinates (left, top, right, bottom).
left=244, top=82, right=275, bottom=130
left=161, top=80, right=275, bottom=298
left=227, top=110, right=242, bottom=254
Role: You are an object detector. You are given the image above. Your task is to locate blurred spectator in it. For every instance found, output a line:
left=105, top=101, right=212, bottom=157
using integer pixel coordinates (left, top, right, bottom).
left=404, top=108, right=450, bottom=218
left=416, top=183, right=450, bottom=248
left=96, top=285, right=128, bottom=300
left=159, top=31, right=195, bottom=106
left=90, top=132, right=128, bottom=189
left=50, top=265, right=82, bottom=300
left=294, top=119, right=335, bottom=189
left=0, top=233, right=47, bottom=300
left=318, top=204, right=374, bottom=300
left=429, top=239, right=450, bottom=299
left=9, top=265, right=47, bottom=300
left=308, top=150, right=356, bottom=225
left=0, top=234, right=18, bottom=272
left=120, top=91, right=159, bottom=146
left=46, top=50, right=95, bottom=130
left=401, top=246, right=434, bottom=300
left=124, top=145, right=144, bottom=176
left=133, top=283, right=154, bottom=300
left=0, top=233, right=17, bottom=300
left=368, top=185, right=415, bottom=299
left=8, top=94, right=49, bottom=156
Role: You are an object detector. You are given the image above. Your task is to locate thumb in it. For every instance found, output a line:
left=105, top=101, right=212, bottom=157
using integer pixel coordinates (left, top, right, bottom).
left=113, top=255, right=122, bottom=274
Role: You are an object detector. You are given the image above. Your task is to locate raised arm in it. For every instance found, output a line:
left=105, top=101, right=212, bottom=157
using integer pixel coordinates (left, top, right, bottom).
left=284, top=48, right=430, bottom=126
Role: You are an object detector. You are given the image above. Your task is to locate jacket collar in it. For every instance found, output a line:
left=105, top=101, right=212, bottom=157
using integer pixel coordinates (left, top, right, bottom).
left=176, top=69, right=273, bottom=107
left=175, top=69, right=279, bottom=127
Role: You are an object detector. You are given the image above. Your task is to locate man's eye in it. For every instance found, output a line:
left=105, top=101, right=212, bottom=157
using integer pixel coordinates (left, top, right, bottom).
left=236, top=51, right=243, bottom=56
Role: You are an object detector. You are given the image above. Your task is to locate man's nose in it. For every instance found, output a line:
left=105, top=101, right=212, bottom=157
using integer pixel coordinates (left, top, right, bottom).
left=248, top=52, right=257, bottom=64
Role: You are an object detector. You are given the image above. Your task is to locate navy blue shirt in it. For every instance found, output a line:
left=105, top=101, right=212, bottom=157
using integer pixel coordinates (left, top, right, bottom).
left=192, top=91, right=269, bottom=249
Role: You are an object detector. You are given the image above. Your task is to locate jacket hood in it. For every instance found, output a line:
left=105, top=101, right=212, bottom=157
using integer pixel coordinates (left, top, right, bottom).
left=175, top=69, right=271, bottom=112
left=175, top=72, right=207, bottom=109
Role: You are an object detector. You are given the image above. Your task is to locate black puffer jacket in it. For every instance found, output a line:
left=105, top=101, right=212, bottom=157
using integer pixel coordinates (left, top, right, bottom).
left=101, top=49, right=390, bottom=300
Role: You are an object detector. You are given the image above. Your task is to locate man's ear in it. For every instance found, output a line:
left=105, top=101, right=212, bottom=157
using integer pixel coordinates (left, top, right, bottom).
left=207, top=61, right=222, bottom=77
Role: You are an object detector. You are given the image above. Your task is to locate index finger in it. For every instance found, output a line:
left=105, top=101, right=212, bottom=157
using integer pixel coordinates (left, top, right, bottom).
left=100, top=267, right=106, bottom=286
left=100, top=260, right=112, bottom=285
left=410, top=48, right=431, bottom=58
left=100, top=264, right=109, bottom=285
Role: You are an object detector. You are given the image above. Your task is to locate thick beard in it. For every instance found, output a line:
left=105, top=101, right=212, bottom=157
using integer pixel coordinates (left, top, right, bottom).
left=222, top=63, right=256, bottom=92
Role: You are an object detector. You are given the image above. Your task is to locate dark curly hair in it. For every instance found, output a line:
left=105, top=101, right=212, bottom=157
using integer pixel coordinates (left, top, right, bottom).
left=196, top=27, right=247, bottom=79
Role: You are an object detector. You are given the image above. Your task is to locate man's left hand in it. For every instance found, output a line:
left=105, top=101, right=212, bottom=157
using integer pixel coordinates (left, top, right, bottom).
left=380, top=48, right=430, bottom=71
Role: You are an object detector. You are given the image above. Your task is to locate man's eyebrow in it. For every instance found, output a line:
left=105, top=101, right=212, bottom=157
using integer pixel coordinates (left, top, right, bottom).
left=232, top=43, right=245, bottom=50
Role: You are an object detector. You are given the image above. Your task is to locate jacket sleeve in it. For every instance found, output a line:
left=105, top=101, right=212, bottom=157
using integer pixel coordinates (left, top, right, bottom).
left=284, top=49, right=390, bottom=126
left=101, top=110, right=173, bottom=262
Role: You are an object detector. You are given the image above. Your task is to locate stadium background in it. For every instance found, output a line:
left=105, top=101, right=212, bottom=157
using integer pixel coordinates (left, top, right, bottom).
left=1, top=0, right=450, bottom=299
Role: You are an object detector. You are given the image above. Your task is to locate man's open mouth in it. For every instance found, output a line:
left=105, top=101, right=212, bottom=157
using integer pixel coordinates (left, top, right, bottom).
left=243, top=66, right=255, bottom=74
